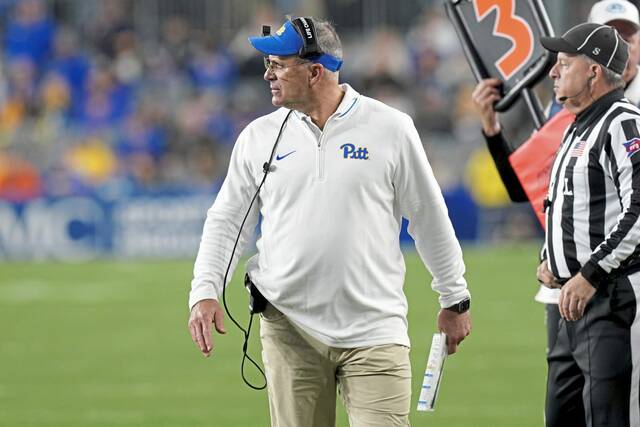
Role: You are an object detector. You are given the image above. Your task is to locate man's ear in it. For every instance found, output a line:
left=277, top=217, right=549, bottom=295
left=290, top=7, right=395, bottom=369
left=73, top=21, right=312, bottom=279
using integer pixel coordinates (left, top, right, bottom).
left=589, top=64, right=600, bottom=82
left=309, top=64, right=324, bottom=86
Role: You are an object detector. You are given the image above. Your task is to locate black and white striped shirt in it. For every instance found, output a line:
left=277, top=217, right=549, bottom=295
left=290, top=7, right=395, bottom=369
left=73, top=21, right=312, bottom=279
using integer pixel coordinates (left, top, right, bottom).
left=544, top=89, right=640, bottom=287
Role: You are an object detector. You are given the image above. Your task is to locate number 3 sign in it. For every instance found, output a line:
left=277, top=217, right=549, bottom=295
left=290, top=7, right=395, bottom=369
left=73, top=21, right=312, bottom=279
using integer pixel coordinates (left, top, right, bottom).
left=446, top=0, right=555, bottom=113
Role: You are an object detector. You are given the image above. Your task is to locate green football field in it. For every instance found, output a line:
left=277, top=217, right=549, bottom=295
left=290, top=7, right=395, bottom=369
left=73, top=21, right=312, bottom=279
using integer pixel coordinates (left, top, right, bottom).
left=0, top=244, right=547, bottom=427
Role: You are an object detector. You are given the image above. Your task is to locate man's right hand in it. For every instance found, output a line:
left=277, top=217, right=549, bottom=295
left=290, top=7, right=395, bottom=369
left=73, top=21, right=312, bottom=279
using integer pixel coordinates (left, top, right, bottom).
left=188, top=299, right=226, bottom=357
left=537, top=260, right=561, bottom=289
left=471, top=77, right=502, bottom=137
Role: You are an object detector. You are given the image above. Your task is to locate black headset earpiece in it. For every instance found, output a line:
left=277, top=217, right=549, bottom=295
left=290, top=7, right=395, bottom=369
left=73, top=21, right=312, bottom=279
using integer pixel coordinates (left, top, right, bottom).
left=291, top=17, right=321, bottom=58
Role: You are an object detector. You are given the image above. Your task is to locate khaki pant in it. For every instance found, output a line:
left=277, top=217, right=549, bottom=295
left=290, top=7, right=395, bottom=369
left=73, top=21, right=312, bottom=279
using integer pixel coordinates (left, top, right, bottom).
left=259, top=303, right=412, bottom=427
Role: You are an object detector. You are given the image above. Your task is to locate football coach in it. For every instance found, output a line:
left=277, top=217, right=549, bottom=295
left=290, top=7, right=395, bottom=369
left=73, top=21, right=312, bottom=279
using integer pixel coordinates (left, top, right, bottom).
left=538, top=22, right=640, bottom=427
left=187, top=15, right=472, bottom=427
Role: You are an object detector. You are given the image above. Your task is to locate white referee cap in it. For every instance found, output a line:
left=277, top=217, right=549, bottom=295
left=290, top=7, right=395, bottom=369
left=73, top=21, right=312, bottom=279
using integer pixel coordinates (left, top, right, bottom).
left=589, top=0, right=639, bottom=30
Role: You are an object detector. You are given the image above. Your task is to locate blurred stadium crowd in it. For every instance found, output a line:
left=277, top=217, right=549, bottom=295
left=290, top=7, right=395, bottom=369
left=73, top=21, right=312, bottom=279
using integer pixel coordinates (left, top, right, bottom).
left=0, top=0, right=490, bottom=201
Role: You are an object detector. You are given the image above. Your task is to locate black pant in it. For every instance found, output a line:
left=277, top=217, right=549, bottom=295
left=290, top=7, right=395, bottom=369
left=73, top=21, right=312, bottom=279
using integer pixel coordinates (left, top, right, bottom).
left=545, top=275, right=639, bottom=427
left=546, top=303, right=561, bottom=356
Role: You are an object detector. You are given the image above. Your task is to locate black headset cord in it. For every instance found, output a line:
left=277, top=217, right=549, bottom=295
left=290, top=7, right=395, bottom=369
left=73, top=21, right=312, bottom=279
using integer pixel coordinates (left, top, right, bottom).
left=220, top=109, right=293, bottom=390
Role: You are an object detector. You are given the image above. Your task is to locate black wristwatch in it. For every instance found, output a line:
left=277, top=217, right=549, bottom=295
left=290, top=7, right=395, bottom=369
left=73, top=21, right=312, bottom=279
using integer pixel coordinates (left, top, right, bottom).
left=444, top=298, right=471, bottom=314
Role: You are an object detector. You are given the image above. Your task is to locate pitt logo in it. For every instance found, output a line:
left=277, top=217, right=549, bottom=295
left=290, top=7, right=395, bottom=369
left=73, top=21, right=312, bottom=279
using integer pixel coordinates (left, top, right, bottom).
left=340, top=143, right=369, bottom=160
left=276, top=25, right=286, bottom=36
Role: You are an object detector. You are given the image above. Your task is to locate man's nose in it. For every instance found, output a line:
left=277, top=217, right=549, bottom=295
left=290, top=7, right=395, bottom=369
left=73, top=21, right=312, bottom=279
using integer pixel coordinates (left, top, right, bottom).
left=264, top=69, right=276, bottom=81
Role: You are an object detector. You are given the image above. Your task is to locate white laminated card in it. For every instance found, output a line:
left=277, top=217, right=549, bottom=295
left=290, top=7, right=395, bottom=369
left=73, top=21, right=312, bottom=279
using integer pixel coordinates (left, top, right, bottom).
left=416, top=332, right=448, bottom=412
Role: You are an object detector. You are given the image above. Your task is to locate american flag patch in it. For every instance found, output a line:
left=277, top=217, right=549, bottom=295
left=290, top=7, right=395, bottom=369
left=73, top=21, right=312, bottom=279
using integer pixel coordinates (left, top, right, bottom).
left=570, top=141, right=586, bottom=157
left=623, top=138, right=640, bottom=158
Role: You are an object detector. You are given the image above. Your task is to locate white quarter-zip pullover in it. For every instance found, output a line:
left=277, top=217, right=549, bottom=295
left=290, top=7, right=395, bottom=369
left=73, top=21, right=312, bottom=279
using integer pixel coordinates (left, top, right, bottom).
left=189, top=84, right=469, bottom=348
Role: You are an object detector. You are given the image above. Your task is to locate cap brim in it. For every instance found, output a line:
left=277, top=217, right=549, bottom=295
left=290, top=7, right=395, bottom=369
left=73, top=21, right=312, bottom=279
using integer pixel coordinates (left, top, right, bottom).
left=605, top=17, right=640, bottom=31
left=540, top=36, right=579, bottom=54
left=248, top=35, right=299, bottom=56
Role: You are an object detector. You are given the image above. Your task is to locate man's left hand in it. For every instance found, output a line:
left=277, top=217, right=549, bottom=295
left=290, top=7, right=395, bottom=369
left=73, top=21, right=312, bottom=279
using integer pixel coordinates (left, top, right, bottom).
left=437, top=309, right=471, bottom=355
left=558, top=273, right=596, bottom=321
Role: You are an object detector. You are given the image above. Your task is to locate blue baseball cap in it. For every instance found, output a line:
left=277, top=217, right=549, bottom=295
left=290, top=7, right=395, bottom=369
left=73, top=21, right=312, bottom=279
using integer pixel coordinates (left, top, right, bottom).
left=248, top=20, right=343, bottom=72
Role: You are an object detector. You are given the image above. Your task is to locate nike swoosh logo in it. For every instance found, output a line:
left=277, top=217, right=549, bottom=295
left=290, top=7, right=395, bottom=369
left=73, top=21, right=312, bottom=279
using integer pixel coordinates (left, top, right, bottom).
left=276, top=150, right=296, bottom=161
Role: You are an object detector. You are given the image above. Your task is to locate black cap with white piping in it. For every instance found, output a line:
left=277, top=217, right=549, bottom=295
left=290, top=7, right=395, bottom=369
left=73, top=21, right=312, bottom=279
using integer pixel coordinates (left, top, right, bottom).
left=540, top=22, right=629, bottom=75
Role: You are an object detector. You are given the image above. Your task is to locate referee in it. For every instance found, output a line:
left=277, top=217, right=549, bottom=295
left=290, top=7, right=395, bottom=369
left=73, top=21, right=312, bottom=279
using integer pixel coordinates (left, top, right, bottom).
left=471, top=0, right=640, bottom=364
left=538, top=23, right=640, bottom=426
